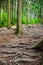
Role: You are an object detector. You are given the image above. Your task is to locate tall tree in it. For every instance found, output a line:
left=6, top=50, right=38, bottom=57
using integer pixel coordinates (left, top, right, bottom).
left=4, top=0, right=6, bottom=10
left=38, top=2, right=41, bottom=23
left=16, top=0, right=22, bottom=34
left=7, top=0, right=11, bottom=29
left=26, top=0, right=29, bottom=25
left=41, top=0, right=43, bottom=24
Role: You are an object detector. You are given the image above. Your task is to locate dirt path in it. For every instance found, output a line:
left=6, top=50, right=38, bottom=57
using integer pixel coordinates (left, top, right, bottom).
left=0, top=24, right=43, bottom=65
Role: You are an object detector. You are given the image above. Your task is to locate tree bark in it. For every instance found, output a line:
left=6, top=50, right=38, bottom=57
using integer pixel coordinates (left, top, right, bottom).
left=7, top=0, right=11, bottom=29
left=41, top=2, right=43, bottom=24
left=16, top=0, right=22, bottom=34
left=26, top=0, right=29, bottom=25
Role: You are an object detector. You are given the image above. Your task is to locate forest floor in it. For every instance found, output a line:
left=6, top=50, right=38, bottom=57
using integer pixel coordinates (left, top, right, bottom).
left=0, top=24, right=43, bottom=65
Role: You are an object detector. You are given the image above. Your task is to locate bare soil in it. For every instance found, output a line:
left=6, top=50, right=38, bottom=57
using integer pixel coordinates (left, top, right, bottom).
left=0, top=24, right=43, bottom=65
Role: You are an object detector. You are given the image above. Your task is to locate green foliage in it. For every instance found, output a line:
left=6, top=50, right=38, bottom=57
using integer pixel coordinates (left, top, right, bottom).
left=22, top=15, right=41, bottom=24
left=11, top=13, right=17, bottom=25
left=22, top=15, right=26, bottom=24
left=0, top=11, right=17, bottom=27
left=0, top=11, right=41, bottom=27
left=0, top=0, right=42, bottom=28
left=0, top=10, right=7, bottom=27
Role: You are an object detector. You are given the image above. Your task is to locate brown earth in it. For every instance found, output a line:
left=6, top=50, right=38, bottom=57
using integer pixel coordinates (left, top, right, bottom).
left=0, top=24, right=43, bottom=65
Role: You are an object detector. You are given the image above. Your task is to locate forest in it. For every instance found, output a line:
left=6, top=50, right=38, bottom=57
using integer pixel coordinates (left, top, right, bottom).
left=0, top=0, right=43, bottom=65
left=0, top=0, right=43, bottom=28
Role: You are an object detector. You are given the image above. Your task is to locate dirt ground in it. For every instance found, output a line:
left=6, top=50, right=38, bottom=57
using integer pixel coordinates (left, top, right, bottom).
left=0, top=24, right=43, bottom=65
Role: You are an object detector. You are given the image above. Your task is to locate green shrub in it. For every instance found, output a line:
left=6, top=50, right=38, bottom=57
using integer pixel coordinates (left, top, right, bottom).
left=0, top=10, right=7, bottom=27
left=22, top=15, right=41, bottom=24
left=22, top=15, right=26, bottom=24
left=31, top=18, right=38, bottom=24
left=0, top=10, right=41, bottom=28
left=11, top=13, right=17, bottom=25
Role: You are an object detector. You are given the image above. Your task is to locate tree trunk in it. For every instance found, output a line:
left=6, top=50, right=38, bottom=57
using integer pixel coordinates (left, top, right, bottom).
left=41, top=2, right=43, bottom=24
left=4, top=0, right=6, bottom=11
left=26, top=0, right=29, bottom=25
left=38, top=0, right=41, bottom=24
left=16, top=0, right=22, bottom=34
left=7, top=0, right=11, bottom=29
